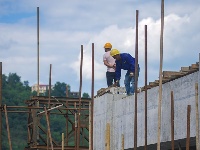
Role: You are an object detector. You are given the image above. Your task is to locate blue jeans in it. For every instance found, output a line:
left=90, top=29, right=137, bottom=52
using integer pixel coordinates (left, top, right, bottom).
left=124, top=70, right=139, bottom=95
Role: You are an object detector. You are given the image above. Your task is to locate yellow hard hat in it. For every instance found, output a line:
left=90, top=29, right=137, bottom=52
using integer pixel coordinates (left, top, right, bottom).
left=110, top=49, right=120, bottom=56
left=104, top=43, right=112, bottom=48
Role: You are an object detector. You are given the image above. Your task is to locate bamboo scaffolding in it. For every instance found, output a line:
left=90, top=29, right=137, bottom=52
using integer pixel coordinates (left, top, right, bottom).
left=44, top=106, right=54, bottom=150
left=4, top=105, right=12, bottom=150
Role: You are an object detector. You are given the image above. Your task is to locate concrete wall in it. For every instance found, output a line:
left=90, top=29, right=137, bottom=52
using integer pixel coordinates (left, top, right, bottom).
left=94, top=71, right=199, bottom=150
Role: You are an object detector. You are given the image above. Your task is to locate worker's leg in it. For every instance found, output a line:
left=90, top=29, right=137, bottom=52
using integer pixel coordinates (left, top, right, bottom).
left=130, top=77, right=135, bottom=94
left=124, top=73, right=131, bottom=95
left=106, top=72, right=114, bottom=87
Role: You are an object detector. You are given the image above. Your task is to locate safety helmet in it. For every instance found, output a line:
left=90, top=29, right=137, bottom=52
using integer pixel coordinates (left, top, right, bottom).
left=110, top=49, right=120, bottom=56
left=104, top=43, right=112, bottom=48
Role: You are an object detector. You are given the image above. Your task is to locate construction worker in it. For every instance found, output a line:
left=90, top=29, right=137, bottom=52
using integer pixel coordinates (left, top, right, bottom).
left=103, top=43, right=119, bottom=87
left=110, top=49, right=139, bottom=95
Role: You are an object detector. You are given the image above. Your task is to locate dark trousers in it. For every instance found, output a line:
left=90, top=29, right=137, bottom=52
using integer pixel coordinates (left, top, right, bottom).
left=106, top=72, right=120, bottom=87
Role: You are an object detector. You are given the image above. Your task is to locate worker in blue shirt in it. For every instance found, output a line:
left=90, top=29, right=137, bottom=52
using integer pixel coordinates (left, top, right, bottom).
left=110, top=49, right=139, bottom=95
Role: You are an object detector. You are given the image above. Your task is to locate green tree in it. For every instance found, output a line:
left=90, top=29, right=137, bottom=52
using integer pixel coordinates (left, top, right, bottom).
left=2, top=73, right=31, bottom=150
left=82, top=92, right=90, bottom=98
left=51, top=82, right=67, bottom=97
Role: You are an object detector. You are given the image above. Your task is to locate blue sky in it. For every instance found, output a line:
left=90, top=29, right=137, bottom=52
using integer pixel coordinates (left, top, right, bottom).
left=0, top=0, right=200, bottom=95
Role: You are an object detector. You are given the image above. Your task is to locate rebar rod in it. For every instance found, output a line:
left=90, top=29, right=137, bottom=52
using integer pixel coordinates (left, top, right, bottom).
left=0, top=62, right=2, bottom=150
left=171, top=91, right=174, bottom=150
left=134, top=9, right=139, bottom=150
left=77, top=45, right=83, bottom=149
left=144, top=25, right=148, bottom=150
left=186, top=105, right=191, bottom=150
left=196, top=83, right=199, bottom=150
left=91, top=43, right=94, bottom=150
left=48, top=64, right=52, bottom=108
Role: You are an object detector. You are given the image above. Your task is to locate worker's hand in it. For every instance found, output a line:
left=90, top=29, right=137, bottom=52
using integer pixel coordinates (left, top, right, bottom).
left=114, top=80, right=119, bottom=87
left=112, top=64, right=116, bottom=69
left=129, top=72, right=134, bottom=77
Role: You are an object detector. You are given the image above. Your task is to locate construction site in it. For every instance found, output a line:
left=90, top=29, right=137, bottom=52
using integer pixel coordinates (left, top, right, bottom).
left=0, top=0, right=200, bottom=150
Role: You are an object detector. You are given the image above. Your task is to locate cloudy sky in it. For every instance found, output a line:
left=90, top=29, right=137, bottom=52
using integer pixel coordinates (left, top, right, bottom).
left=0, top=0, right=199, bottom=95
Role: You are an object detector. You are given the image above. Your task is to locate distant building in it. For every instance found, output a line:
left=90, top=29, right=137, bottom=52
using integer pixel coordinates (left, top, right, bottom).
left=31, top=84, right=54, bottom=95
left=70, top=91, right=79, bottom=98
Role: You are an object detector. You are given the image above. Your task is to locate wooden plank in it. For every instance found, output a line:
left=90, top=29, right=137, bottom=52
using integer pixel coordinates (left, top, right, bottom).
left=189, top=64, right=199, bottom=70
left=163, top=71, right=185, bottom=78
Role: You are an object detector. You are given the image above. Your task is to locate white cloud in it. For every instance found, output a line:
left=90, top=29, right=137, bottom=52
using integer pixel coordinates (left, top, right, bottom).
left=0, top=0, right=200, bottom=94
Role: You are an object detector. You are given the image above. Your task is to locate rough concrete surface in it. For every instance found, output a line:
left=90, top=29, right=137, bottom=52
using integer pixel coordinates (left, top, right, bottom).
left=94, top=71, right=199, bottom=150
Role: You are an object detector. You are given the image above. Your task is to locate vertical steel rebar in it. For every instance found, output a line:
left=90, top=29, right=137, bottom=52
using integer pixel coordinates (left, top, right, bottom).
left=37, top=7, right=40, bottom=96
left=91, top=43, right=94, bottom=150
left=195, top=83, right=199, bottom=150
left=66, top=101, right=69, bottom=146
left=4, top=105, right=12, bottom=150
left=0, top=62, right=2, bottom=150
left=89, top=102, right=92, bottom=150
left=157, top=0, right=164, bottom=149
left=134, top=9, right=139, bottom=150
left=171, top=91, right=174, bottom=150
left=77, top=45, right=83, bottom=149
left=36, top=7, right=40, bottom=145
left=144, top=25, right=148, bottom=150
left=48, top=64, right=52, bottom=108
left=186, top=105, right=191, bottom=150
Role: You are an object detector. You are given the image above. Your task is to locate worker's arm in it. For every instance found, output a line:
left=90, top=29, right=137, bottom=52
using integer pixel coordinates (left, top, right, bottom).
left=115, top=62, right=121, bottom=80
left=103, top=60, right=115, bottom=68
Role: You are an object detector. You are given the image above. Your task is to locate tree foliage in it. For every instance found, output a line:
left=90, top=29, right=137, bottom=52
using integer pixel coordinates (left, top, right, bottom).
left=1, top=73, right=90, bottom=149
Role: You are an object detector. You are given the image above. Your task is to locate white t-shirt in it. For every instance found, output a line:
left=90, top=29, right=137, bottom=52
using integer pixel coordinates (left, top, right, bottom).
left=103, top=51, right=115, bottom=72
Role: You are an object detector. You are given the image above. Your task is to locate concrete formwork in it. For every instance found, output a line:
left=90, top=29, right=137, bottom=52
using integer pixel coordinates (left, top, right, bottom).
left=94, top=71, right=199, bottom=150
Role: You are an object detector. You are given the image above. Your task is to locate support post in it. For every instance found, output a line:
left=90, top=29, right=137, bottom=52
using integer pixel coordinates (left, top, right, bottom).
left=4, top=105, right=12, bottom=150
left=157, top=0, right=164, bottom=149
left=62, top=133, right=64, bottom=150
left=44, top=107, right=54, bottom=150
left=186, top=105, right=191, bottom=150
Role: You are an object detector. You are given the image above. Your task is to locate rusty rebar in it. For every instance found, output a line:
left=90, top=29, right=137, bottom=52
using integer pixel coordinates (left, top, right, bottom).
left=186, top=105, right=191, bottom=150
left=0, top=62, right=2, bottom=150
left=77, top=45, right=83, bottom=149
left=171, top=91, right=174, bottom=150
left=91, top=43, right=95, bottom=150
left=48, top=64, right=52, bottom=108
left=144, top=25, right=148, bottom=150
left=134, top=9, right=139, bottom=150
left=37, top=6, right=40, bottom=96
